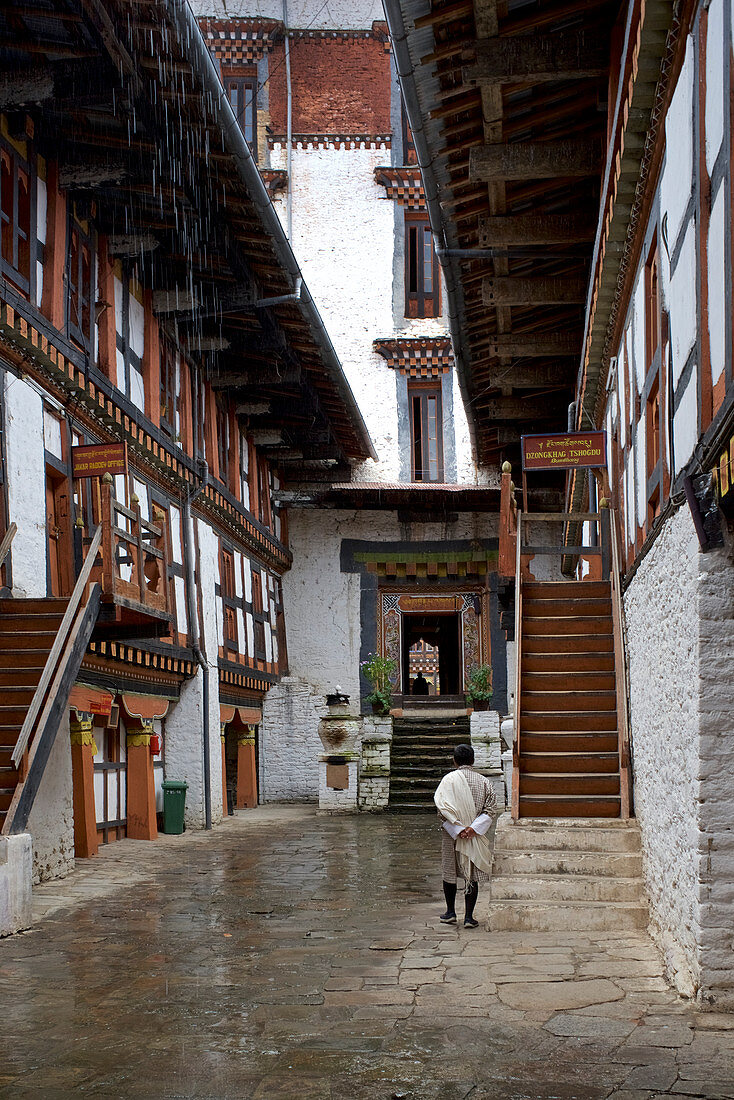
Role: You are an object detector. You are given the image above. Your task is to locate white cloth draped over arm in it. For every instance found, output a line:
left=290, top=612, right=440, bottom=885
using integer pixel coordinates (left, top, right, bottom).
left=434, top=770, right=494, bottom=878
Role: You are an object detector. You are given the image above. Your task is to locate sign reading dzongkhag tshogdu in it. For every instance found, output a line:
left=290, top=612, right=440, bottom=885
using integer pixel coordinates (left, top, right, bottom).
left=521, top=431, right=607, bottom=472
left=71, top=442, right=128, bottom=479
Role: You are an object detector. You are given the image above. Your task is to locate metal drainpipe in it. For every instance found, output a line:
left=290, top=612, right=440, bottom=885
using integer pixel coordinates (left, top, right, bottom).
left=182, top=457, right=212, bottom=831
left=283, top=0, right=293, bottom=241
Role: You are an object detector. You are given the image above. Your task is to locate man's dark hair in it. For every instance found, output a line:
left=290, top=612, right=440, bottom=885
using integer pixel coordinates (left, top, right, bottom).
left=453, top=744, right=474, bottom=766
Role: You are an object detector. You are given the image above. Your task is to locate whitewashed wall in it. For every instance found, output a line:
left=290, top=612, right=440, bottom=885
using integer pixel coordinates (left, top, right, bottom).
left=190, top=0, right=384, bottom=29
left=3, top=376, right=46, bottom=597
left=164, top=517, right=223, bottom=828
left=26, top=712, right=74, bottom=883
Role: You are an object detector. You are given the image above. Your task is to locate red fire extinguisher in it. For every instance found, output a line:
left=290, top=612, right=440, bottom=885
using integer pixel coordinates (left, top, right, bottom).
left=149, top=734, right=162, bottom=755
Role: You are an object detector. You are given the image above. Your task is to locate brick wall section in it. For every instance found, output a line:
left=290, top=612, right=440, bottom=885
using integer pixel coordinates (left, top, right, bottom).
left=268, top=37, right=391, bottom=134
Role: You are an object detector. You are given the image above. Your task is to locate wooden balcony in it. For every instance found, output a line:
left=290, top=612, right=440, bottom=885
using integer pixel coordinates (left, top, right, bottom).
left=90, top=476, right=175, bottom=640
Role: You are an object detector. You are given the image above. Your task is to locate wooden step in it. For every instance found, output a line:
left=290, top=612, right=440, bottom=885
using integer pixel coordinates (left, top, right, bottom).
left=523, top=616, right=612, bottom=636
left=0, top=631, right=58, bottom=649
left=520, top=773, right=621, bottom=797
left=523, top=634, right=614, bottom=655
left=0, top=669, right=43, bottom=687
left=521, top=732, right=619, bottom=753
left=520, top=752, right=620, bottom=773
left=0, top=706, right=34, bottom=727
left=0, top=650, right=49, bottom=669
left=0, top=598, right=68, bottom=616
left=522, top=711, right=617, bottom=731
left=522, top=690, right=617, bottom=712
left=522, top=653, right=615, bottom=673
left=0, top=614, right=63, bottom=633
left=0, top=789, right=13, bottom=812
left=519, top=796, right=621, bottom=818
left=522, top=598, right=612, bottom=618
left=522, top=671, right=616, bottom=692
left=522, top=582, right=610, bottom=600
left=0, top=686, right=35, bottom=704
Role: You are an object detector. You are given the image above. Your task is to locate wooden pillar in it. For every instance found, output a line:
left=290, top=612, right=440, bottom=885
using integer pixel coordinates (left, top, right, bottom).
left=126, top=719, right=158, bottom=841
left=221, top=724, right=228, bottom=816
left=69, top=712, right=98, bottom=858
left=237, top=727, right=257, bottom=809
left=498, top=460, right=517, bottom=578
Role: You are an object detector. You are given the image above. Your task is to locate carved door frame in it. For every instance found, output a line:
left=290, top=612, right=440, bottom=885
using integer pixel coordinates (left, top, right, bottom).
left=378, top=585, right=489, bottom=694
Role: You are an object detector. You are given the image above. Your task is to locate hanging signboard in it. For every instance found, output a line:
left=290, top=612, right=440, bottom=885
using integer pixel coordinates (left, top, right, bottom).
left=521, top=431, right=607, bottom=472
left=71, top=441, right=128, bottom=479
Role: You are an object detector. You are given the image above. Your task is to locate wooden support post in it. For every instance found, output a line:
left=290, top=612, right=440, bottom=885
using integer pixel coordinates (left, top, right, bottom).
left=221, top=724, right=228, bottom=816
left=70, top=713, right=98, bottom=859
left=599, top=500, right=611, bottom=578
left=498, top=461, right=516, bottom=577
left=126, top=720, right=157, bottom=841
left=237, top=728, right=258, bottom=809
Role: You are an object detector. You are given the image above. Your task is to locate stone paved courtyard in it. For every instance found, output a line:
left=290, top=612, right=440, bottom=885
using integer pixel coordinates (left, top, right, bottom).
left=2, top=806, right=734, bottom=1099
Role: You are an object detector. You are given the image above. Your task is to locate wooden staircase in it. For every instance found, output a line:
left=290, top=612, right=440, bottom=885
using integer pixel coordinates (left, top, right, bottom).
left=0, top=599, right=69, bottom=831
left=518, top=580, right=623, bottom=818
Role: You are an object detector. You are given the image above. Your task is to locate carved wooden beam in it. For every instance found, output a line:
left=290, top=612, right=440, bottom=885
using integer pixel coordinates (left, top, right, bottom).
left=482, top=363, right=573, bottom=388
left=477, top=397, right=565, bottom=419
left=464, top=30, right=607, bottom=85
left=487, top=333, right=580, bottom=357
left=470, top=141, right=602, bottom=181
left=482, top=276, right=587, bottom=306
left=478, top=214, right=595, bottom=246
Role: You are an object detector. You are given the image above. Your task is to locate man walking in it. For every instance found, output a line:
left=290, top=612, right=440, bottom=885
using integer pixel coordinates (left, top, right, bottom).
left=434, top=743, right=498, bottom=928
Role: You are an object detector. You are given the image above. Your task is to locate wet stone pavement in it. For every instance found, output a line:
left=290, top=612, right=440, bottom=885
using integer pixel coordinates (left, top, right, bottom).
left=2, top=807, right=734, bottom=1100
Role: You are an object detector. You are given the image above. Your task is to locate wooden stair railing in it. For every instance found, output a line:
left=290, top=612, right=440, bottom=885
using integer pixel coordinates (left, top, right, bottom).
left=607, top=504, right=632, bottom=819
left=0, top=521, right=17, bottom=569
left=2, top=526, right=103, bottom=836
left=511, top=507, right=523, bottom=818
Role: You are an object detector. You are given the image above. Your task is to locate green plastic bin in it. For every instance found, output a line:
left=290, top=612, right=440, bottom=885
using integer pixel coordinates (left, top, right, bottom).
left=161, top=779, right=188, bottom=834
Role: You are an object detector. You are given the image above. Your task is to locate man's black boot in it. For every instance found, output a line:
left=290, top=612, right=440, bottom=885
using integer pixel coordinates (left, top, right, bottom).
left=464, top=882, right=479, bottom=928
left=440, top=881, right=457, bottom=923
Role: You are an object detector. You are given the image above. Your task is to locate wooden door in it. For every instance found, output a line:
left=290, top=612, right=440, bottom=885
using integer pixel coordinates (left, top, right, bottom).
left=45, top=466, right=73, bottom=596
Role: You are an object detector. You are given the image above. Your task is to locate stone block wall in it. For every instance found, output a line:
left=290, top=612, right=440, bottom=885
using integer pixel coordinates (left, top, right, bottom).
left=624, top=506, right=701, bottom=996
left=358, top=716, right=392, bottom=811
left=260, top=675, right=322, bottom=802
left=696, top=543, right=734, bottom=1007
left=624, top=504, right=734, bottom=1005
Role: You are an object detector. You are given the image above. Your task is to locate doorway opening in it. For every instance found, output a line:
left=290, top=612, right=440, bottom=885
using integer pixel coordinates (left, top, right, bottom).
left=402, top=613, right=462, bottom=698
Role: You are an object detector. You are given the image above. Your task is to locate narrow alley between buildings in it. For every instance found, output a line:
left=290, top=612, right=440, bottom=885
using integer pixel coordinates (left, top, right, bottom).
left=2, top=807, right=733, bottom=1100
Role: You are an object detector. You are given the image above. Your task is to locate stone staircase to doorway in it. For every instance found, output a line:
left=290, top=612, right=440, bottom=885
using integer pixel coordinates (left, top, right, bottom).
left=0, top=598, right=68, bottom=832
left=487, top=815, right=648, bottom=931
left=389, top=714, right=470, bottom=811
left=519, top=580, right=622, bottom=817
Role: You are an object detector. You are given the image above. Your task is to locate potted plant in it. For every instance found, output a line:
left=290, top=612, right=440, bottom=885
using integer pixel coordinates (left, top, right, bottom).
left=360, top=652, right=396, bottom=715
left=467, top=664, right=493, bottom=711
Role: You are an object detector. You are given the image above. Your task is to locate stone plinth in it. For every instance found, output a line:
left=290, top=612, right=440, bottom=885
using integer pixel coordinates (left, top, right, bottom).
left=470, top=710, right=502, bottom=770
left=358, top=716, right=392, bottom=812
left=0, top=834, right=32, bottom=936
left=318, top=709, right=361, bottom=812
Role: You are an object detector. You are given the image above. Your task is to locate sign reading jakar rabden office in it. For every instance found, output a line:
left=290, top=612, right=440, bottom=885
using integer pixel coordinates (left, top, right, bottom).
left=521, top=431, right=606, bottom=471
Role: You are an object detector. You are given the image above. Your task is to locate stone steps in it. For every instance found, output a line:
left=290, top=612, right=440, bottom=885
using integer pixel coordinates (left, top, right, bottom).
left=389, top=716, right=470, bottom=810
left=486, top=814, right=649, bottom=933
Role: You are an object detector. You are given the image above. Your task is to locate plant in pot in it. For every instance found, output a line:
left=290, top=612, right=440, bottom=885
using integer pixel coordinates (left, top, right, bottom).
left=361, top=652, right=396, bottom=715
left=467, top=664, right=493, bottom=711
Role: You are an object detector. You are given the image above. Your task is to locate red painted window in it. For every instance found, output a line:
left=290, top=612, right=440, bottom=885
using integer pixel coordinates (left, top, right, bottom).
left=0, top=139, right=31, bottom=295
left=405, top=214, right=439, bottom=318
left=409, top=383, right=444, bottom=483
